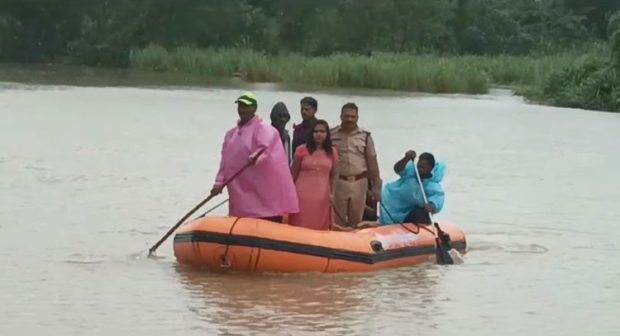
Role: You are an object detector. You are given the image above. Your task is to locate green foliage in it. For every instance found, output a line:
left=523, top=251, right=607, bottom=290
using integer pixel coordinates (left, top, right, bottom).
left=540, top=56, right=619, bottom=111
left=609, top=11, right=620, bottom=69
left=454, top=0, right=591, bottom=55
left=1, top=0, right=619, bottom=112
left=528, top=12, right=620, bottom=112
left=0, top=13, right=22, bottom=61
left=131, top=45, right=597, bottom=94
left=0, top=0, right=612, bottom=64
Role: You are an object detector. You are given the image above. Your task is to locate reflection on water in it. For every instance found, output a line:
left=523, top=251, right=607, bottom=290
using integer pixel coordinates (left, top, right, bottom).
left=174, top=264, right=441, bottom=335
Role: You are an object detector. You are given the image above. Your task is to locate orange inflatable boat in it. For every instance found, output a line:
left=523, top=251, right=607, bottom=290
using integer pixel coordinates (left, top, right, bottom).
left=173, top=216, right=467, bottom=273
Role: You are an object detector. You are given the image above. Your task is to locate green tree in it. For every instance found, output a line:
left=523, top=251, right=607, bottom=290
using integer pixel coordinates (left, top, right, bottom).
left=609, top=11, right=620, bottom=69
left=0, top=0, right=616, bottom=64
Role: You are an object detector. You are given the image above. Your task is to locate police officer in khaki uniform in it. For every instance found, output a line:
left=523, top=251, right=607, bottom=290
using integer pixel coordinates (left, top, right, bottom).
left=330, top=102, right=382, bottom=228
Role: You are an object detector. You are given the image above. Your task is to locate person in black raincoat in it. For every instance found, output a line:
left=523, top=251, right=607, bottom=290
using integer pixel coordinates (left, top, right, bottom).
left=270, top=102, right=292, bottom=164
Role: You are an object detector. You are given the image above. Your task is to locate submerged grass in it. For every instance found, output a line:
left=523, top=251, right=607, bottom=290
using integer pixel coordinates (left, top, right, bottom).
left=129, top=44, right=599, bottom=97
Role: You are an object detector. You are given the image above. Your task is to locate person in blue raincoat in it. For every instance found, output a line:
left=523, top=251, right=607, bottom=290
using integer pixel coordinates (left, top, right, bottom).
left=379, top=151, right=445, bottom=225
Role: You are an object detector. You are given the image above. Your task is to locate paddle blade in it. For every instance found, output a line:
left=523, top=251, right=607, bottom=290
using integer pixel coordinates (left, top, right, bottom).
left=433, top=223, right=466, bottom=265
left=435, top=239, right=454, bottom=265
left=448, top=248, right=464, bottom=264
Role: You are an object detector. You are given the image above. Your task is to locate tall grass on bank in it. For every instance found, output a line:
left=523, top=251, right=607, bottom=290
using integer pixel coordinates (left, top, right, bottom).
left=129, top=44, right=615, bottom=112
left=130, top=44, right=491, bottom=94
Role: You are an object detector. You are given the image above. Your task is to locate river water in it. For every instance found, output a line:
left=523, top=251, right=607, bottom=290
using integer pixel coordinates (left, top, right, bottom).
left=1, top=79, right=619, bottom=335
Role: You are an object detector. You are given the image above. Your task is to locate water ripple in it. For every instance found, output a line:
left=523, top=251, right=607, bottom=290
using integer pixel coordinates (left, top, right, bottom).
left=38, top=174, right=64, bottom=183
left=467, top=241, right=549, bottom=255
left=24, top=164, right=48, bottom=171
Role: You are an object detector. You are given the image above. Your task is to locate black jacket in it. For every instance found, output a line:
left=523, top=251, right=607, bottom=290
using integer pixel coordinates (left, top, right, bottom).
left=270, top=102, right=292, bottom=163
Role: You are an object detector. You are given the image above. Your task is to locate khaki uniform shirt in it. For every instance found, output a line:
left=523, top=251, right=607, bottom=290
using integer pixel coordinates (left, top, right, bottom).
left=330, top=126, right=376, bottom=177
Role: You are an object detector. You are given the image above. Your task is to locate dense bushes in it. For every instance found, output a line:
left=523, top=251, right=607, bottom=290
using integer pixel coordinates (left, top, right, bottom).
left=534, top=11, right=620, bottom=112
left=0, top=0, right=616, bottom=65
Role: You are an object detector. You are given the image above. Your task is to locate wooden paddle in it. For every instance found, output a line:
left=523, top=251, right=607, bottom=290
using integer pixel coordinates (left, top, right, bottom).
left=147, top=154, right=259, bottom=257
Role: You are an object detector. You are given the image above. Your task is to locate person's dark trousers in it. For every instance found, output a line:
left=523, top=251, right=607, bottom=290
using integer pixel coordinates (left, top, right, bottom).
left=403, top=207, right=431, bottom=225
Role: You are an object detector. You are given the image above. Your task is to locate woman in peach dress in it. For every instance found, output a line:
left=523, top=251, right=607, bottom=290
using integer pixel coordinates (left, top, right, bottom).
left=289, top=120, right=338, bottom=230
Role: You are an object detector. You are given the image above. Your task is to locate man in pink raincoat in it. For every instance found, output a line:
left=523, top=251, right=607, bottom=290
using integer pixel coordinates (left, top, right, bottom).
left=210, top=92, right=299, bottom=222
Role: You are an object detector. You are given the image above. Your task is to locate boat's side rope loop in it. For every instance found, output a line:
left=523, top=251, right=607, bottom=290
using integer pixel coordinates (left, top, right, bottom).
left=400, top=223, right=421, bottom=235
left=219, top=217, right=242, bottom=268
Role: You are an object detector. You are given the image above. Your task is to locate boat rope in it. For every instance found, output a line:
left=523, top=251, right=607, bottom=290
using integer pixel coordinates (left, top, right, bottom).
left=219, top=216, right=242, bottom=268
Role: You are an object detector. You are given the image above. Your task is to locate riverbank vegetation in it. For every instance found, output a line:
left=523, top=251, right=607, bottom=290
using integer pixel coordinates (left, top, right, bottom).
left=130, top=45, right=583, bottom=95
left=1, top=1, right=619, bottom=111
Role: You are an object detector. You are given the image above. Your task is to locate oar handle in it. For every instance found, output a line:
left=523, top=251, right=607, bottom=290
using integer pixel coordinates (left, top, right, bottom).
left=148, top=194, right=216, bottom=255
left=148, top=150, right=263, bottom=256
left=413, top=159, right=434, bottom=224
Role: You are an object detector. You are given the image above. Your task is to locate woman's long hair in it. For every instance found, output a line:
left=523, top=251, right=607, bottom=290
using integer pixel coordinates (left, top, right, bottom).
left=306, top=120, right=333, bottom=155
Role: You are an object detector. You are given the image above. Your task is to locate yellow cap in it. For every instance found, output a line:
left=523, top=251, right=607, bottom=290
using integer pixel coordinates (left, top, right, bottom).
left=234, top=92, right=258, bottom=106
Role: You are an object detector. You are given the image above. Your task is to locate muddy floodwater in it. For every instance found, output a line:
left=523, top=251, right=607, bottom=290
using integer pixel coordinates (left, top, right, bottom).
left=1, top=77, right=619, bottom=335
